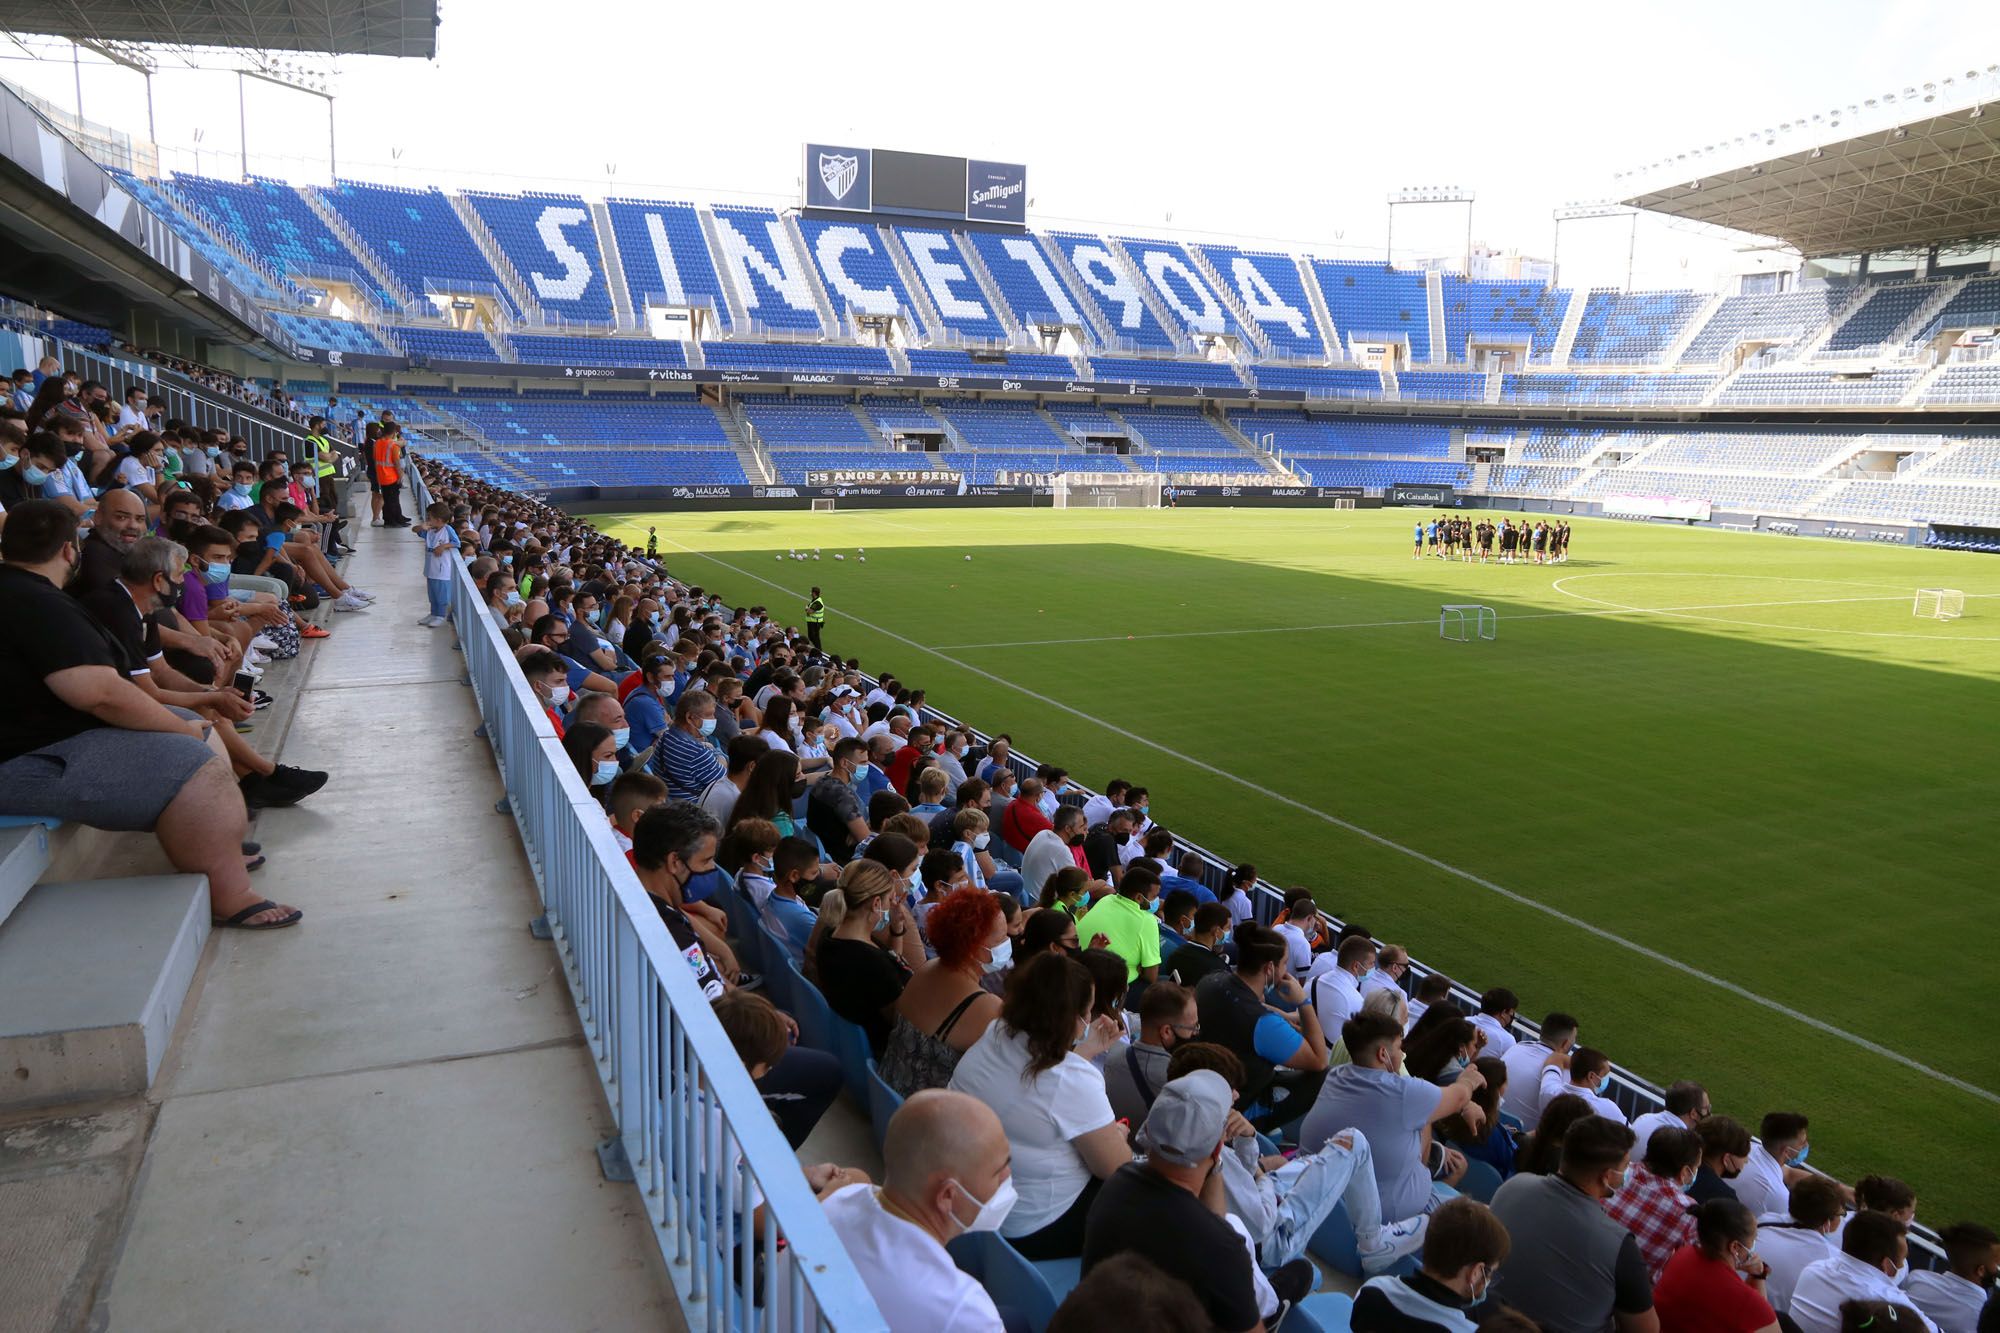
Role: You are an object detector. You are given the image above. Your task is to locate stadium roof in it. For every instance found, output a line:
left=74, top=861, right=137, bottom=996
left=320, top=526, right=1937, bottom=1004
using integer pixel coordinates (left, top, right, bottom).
left=1616, top=95, right=2000, bottom=260
left=0, top=0, right=437, bottom=59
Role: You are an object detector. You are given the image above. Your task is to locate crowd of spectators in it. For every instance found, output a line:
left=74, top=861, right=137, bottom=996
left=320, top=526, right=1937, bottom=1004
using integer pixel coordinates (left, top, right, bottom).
left=409, top=452, right=1999, bottom=1333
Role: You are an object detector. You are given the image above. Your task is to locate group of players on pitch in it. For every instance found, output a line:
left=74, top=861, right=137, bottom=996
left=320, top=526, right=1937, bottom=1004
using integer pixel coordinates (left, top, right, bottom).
left=1415, top=514, right=1572, bottom=564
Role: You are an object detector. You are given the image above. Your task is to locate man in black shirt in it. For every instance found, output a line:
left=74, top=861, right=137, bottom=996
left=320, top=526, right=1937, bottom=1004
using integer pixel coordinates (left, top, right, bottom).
left=1083, top=1070, right=1266, bottom=1333
left=1163, top=902, right=1233, bottom=989
left=0, top=502, right=299, bottom=929
left=1082, top=807, right=1136, bottom=883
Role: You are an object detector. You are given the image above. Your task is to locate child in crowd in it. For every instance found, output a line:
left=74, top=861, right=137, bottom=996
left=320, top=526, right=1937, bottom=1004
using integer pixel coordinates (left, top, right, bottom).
left=419, top=500, right=455, bottom=628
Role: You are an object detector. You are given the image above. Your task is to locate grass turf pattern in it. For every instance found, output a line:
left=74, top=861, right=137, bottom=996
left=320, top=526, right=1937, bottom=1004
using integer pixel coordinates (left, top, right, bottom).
left=596, top=506, right=2000, bottom=1221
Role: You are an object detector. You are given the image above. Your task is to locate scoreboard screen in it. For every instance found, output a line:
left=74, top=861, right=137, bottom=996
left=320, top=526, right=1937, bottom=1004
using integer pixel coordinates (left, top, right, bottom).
left=804, top=143, right=1026, bottom=225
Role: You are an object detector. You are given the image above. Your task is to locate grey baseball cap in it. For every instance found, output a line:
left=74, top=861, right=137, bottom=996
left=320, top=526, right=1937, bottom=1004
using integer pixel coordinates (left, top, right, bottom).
left=1136, top=1069, right=1231, bottom=1167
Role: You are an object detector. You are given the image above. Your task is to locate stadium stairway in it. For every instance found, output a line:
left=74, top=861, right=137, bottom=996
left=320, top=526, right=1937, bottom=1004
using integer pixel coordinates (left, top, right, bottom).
left=0, top=517, right=678, bottom=1329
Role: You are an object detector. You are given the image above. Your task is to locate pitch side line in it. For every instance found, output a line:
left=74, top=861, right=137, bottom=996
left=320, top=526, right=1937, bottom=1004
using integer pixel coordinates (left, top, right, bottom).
left=662, top=537, right=2000, bottom=1108
left=929, top=591, right=1954, bottom=651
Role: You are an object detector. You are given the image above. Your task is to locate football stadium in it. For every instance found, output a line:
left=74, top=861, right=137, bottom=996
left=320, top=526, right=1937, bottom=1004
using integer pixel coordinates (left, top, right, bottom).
left=1, top=2, right=1997, bottom=1330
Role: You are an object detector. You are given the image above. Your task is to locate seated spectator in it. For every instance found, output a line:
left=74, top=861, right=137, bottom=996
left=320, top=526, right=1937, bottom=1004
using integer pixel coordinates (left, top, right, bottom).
left=1275, top=890, right=1330, bottom=978
left=1048, top=1252, right=1212, bottom=1333
left=605, top=771, right=666, bottom=854
left=1757, top=1176, right=1851, bottom=1317
left=1651, top=1197, right=1778, bottom=1333
left=1791, top=1211, right=1936, bottom=1333
left=1309, top=934, right=1378, bottom=1032
left=806, top=737, right=870, bottom=863
left=1690, top=1114, right=1754, bottom=1205
left=1629, top=1080, right=1710, bottom=1153
left=757, top=835, right=823, bottom=961
left=1488, top=1115, right=1654, bottom=1333
left=729, top=747, right=803, bottom=840
left=1736, top=1111, right=1815, bottom=1218
left=1360, top=943, right=1409, bottom=998
left=1844, top=1175, right=1918, bottom=1238
left=630, top=801, right=837, bottom=1148
left=1074, top=862, right=1163, bottom=988
left=1469, top=988, right=1519, bottom=1058
left=652, top=689, right=724, bottom=802
left=0, top=502, right=299, bottom=928
left=1438, top=1056, right=1518, bottom=1179
left=715, top=818, right=779, bottom=895
left=1162, top=901, right=1232, bottom=989
left=571, top=690, right=631, bottom=767
left=1352, top=1197, right=1513, bottom=1332
left=700, top=734, right=765, bottom=827
left=975, top=734, right=1011, bottom=784
left=1019, top=906, right=1083, bottom=960
left=1020, top=804, right=1085, bottom=900
left=1103, top=981, right=1200, bottom=1123
left=862, top=830, right=923, bottom=903
left=1604, top=1126, right=1703, bottom=1281
left=562, top=720, right=619, bottom=799
left=1079, top=1070, right=1266, bottom=1333
left=1170, top=1041, right=1428, bottom=1273
left=1905, top=1222, right=1999, bottom=1333
left=1080, top=806, right=1134, bottom=883
left=1218, top=862, right=1256, bottom=925
left=1330, top=987, right=1413, bottom=1070
left=1514, top=1093, right=1594, bottom=1178
left=1154, top=887, right=1198, bottom=958
left=819, top=1089, right=1010, bottom=1333
left=517, top=646, right=572, bottom=736
left=1155, top=849, right=1216, bottom=905
left=1303, top=1012, right=1485, bottom=1219
left=1402, top=1014, right=1484, bottom=1084
left=1538, top=1044, right=1628, bottom=1124
left=877, top=885, right=1005, bottom=1096
left=1000, top=775, right=1052, bottom=853
left=1840, top=1303, right=1938, bottom=1333
left=1036, top=863, right=1093, bottom=916
left=1406, top=972, right=1454, bottom=1032
left=1499, top=1012, right=1576, bottom=1129
left=812, top=859, right=922, bottom=1055
left=947, top=952, right=1130, bottom=1259
left=1195, top=923, right=1328, bottom=1133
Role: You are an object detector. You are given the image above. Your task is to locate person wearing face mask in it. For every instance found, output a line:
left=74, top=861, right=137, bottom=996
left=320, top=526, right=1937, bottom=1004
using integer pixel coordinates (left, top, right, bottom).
left=757, top=835, right=825, bottom=964
left=1904, top=1222, right=2000, bottom=1333
left=517, top=646, right=573, bottom=737
left=1538, top=1045, right=1630, bottom=1126
left=1021, top=804, right=1086, bottom=903
left=651, top=689, right=724, bottom=803
left=1754, top=1175, right=1852, bottom=1318
left=1352, top=1196, right=1514, bottom=1331
left=811, top=859, right=919, bottom=1057
left=561, top=721, right=621, bottom=805
left=1074, top=863, right=1164, bottom=992
left=1690, top=1114, right=1754, bottom=1205
left=1164, top=902, right=1235, bottom=989
left=1650, top=1199, right=1779, bottom=1333
left=1604, top=1127, right=1705, bottom=1282
left=878, top=885, right=1007, bottom=1097
left=1193, top=925, right=1330, bottom=1137
left=1734, top=1111, right=1818, bottom=1219
left=1488, top=1115, right=1657, bottom=1333
left=215, top=460, right=259, bottom=512
left=820, top=1090, right=1011, bottom=1333
left=1102, top=982, right=1204, bottom=1123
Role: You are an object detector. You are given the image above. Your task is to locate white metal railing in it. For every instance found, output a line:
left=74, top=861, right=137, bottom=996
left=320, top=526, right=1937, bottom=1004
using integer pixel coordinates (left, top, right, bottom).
left=420, top=470, right=886, bottom=1331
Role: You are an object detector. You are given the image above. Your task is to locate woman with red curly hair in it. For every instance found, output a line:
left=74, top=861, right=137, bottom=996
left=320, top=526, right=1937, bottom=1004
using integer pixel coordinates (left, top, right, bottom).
left=878, top=883, right=1007, bottom=1096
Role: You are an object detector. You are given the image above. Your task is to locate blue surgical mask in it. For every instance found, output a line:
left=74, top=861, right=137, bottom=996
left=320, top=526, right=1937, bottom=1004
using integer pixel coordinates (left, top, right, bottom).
left=1596, top=1076, right=1611, bottom=1095
left=504, top=591, right=524, bottom=607
left=203, top=566, right=231, bottom=589
left=875, top=905, right=891, bottom=933
left=207, top=446, right=222, bottom=458
left=0, top=453, right=15, bottom=471
left=501, top=554, right=513, bottom=565
left=231, top=483, right=251, bottom=498
left=592, top=758, right=619, bottom=786
left=611, top=726, right=631, bottom=750
left=698, top=717, right=716, bottom=737
left=1146, top=897, right=1162, bottom=915
left=24, top=464, right=50, bottom=485
left=1791, top=1145, right=1810, bottom=1166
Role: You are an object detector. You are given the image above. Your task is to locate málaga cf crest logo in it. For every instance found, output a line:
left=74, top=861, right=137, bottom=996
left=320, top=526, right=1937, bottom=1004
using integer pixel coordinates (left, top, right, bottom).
left=818, top=153, right=859, bottom=202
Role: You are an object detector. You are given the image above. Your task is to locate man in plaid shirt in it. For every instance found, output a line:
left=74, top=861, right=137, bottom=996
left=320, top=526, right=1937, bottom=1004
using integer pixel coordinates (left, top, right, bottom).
left=1604, top=1124, right=1704, bottom=1280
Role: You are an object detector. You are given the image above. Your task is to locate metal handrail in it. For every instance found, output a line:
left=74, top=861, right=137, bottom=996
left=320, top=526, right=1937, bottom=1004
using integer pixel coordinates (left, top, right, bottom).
left=421, top=467, right=886, bottom=1331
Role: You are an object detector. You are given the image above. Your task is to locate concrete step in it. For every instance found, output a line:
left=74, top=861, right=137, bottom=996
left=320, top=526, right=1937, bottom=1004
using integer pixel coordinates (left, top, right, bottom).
left=0, top=874, right=209, bottom=1112
left=0, top=823, right=54, bottom=927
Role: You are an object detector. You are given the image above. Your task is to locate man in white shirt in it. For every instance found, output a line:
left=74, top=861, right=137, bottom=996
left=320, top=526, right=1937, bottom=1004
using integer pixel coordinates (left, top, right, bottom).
left=1906, top=1222, right=1999, bottom=1333
left=1468, top=987, right=1519, bottom=1059
left=113, top=385, right=148, bottom=433
left=1790, top=1210, right=1939, bottom=1333
left=1080, top=778, right=1127, bottom=831
left=1404, top=973, right=1452, bottom=1035
left=1309, top=935, right=1376, bottom=1034
left=820, top=1089, right=1010, bottom=1333
left=1536, top=1044, right=1628, bottom=1124
left=1629, top=1080, right=1710, bottom=1155
left=1501, top=1012, right=1577, bottom=1130
left=1359, top=944, right=1408, bottom=999
left=1735, top=1111, right=1814, bottom=1218
left=1754, top=1175, right=1849, bottom=1316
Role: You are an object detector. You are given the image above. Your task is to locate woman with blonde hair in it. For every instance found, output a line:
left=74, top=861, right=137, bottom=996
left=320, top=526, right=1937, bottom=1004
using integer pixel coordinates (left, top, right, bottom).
left=809, top=858, right=922, bottom=1056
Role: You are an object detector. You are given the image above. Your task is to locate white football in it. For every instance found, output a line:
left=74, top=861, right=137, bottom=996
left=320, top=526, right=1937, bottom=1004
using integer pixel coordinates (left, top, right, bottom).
left=773, top=554, right=782, bottom=562
left=859, top=555, right=867, bottom=563
left=857, top=548, right=865, bottom=554
left=812, top=553, right=820, bottom=560
left=964, top=554, right=972, bottom=561
left=834, top=553, right=844, bottom=561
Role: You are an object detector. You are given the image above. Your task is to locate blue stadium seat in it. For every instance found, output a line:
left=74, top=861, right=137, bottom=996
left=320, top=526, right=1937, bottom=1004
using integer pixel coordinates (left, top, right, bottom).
left=1312, top=262, right=1431, bottom=361
left=966, top=230, right=1092, bottom=331
left=1194, top=243, right=1329, bottom=358
left=1119, top=236, right=1246, bottom=342
left=1250, top=366, right=1385, bottom=398
left=1826, top=281, right=1935, bottom=352
left=512, top=334, right=687, bottom=368
left=322, top=179, right=517, bottom=314
left=170, top=174, right=394, bottom=306
left=1086, top=357, right=1243, bottom=388
left=1681, top=289, right=1845, bottom=362
left=707, top=205, right=826, bottom=333
left=464, top=190, right=615, bottom=323
left=394, top=325, right=503, bottom=363
left=945, top=1233, right=1064, bottom=1333
left=1047, top=232, right=1177, bottom=351
left=906, top=349, right=1077, bottom=379
left=796, top=217, right=926, bottom=335
left=1568, top=288, right=1708, bottom=364
left=864, top=1059, right=903, bottom=1155
left=1439, top=274, right=1570, bottom=362
left=893, top=228, right=1009, bottom=341
left=604, top=198, right=732, bottom=323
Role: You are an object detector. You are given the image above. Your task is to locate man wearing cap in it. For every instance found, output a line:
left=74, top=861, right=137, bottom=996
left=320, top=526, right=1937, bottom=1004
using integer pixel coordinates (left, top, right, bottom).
left=1082, top=1070, right=1270, bottom=1333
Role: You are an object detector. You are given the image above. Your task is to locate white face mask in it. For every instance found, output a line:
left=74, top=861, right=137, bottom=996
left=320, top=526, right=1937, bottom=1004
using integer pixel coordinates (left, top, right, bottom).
left=547, top=682, right=571, bottom=707
left=972, top=832, right=990, bottom=850
left=947, top=1175, right=1017, bottom=1235
left=982, top=937, right=1013, bottom=975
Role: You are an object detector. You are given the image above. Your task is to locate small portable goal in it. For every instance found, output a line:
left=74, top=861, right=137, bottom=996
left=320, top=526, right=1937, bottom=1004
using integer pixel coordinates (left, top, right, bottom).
left=1913, top=588, right=1964, bottom=621
left=1440, top=604, right=1497, bottom=642
left=811, top=498, right=837, bottom=513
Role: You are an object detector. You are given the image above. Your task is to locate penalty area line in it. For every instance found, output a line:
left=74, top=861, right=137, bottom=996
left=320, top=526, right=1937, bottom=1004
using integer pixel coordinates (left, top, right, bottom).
left=660, top=537, right=2000, bottom=1109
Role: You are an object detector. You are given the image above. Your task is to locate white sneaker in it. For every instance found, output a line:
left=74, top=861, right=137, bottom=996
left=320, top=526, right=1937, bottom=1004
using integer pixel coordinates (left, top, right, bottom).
left=249, top=634, right=279, bottom=653
left=1359, top=1215, right=1428, bottom=1276
left=333, top=592, right=367, bottom=612
left=345, top=588, right=376, bottom=602
left=371, top=518, right=384, bottom=527
left=240, top=655, right=266, bottom=677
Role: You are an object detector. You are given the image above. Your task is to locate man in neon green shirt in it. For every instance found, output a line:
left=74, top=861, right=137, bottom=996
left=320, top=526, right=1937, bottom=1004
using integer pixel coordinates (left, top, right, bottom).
left=1075, top=863, right=1163, bottom=991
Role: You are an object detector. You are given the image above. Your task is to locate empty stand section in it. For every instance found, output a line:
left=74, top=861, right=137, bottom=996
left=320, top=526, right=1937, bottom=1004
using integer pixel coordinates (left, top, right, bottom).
left=465, top=191, right=616, bottom=323
left=1567, top=289, right=1707, bottom=364
left=321, top=180, right=518, bottom=314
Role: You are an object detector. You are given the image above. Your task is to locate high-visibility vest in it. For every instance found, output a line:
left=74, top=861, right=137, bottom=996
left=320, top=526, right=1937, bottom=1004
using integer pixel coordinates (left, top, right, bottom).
left=371, top=436, right=402, bottom=485
left=308, top=433, right=335, bottom=479
left=805, top=597, right=826, bottom=625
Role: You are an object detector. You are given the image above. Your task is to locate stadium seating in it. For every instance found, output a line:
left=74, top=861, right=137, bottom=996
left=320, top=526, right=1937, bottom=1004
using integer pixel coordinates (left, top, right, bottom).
left=1248, top=365, right=1385, bottom=398
left=699, top=342, right=893, bottom=374
left=892, top=228, right=1009, bottom=341
left=499, top=447, right=747, bottom=487
left=796, top=217, right=927, bottom=336
left=604, top=199, right=732, bottom=321
left=965, top=230, right=1090, bottom=330
left=273, top=313, right=401, bottom=356
left=706, top=205, right=826, bottom=334
left=1567, top=289, right=1708, bottom=364
left=1311, top=261, right=1431, bottom=360
left=1922, top=442, right=2000, bottom=481
left=1398, top=370, right=1489, bottom=402
left=739, top=395, right=879, bottom=448
left=1438, top=275, right=1570, bottom=362
left=170, top=174, right=395, bottom=306
left=1815, top=478, right=2000, bottom=526
left=510, top=334, right=688, bottom=369
left=1226, top=412, right=1455, bottom=459
left=1085, top=357, right=1244, bottom=388
left=464, top=190, right=616, bottom=323
left=1118, top=237, right=1246, bottom=342
left=1490, top=464, right=1582, bottom=495
left=111, top=170, right=297, bottom=304
left=1046, top=233, right=1178, bottom=351
left=931, top=399, right=1075, bottom=454
left=440, top=392, right=729, bottom=448
left=1921, top=362, right=2000, bottom=405
left=1824, top=281, right=1935, bottom=353
left=1110, top=405, right=1239, bottom=455
left=1640, top=434, right=1848, bottom=473
left=1569, top=468, right=1830, bottom=513
left=861, top=396, right=948, bottom=434
left=1500, top=372, right=1718, bottom=407
left=1192, top=244, right=1328, bottom=358
left=393, top=325, right=504, bottom=363
left=904, top=349, right=1077, bottom=379
left=1919, top=275, right=2000, bottom=337
left=321, top=180, right=517, bottom=314
left=1296, top=459, right=1471, bottom=488
left=1717, top=368, right=1919, bottom=406
left=1680, top=289, right=1846, bottom=362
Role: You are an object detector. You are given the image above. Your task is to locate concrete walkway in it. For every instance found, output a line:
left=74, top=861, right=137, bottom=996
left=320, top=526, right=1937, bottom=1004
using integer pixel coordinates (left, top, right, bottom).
left=95, top=520, right=678, bottom=1331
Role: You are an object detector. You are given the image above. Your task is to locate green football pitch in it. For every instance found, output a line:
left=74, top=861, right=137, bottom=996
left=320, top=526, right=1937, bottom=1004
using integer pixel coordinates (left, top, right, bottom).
left=596, top=505, right=2000, bottom=1222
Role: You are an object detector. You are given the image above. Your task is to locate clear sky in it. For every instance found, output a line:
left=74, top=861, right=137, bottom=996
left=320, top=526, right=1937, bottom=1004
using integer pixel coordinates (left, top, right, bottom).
left=4, top=0, right=1996, bottom=289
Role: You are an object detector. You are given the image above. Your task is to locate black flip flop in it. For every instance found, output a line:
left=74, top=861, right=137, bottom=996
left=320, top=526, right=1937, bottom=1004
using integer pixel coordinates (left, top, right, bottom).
left=244, top=853, right=267, bottom=872
left=212, top=899, right=302, bottom=930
